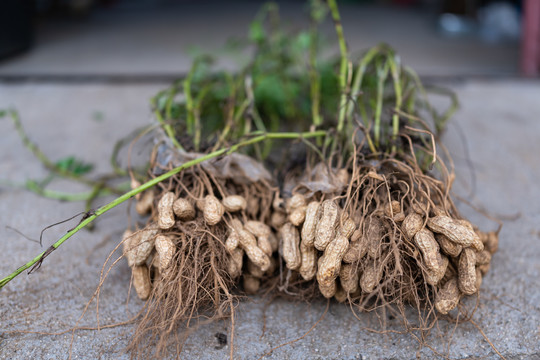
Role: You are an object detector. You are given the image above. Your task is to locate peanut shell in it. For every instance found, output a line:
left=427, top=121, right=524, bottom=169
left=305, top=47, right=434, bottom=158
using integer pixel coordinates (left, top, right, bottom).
left=299, top=239, right=317, bottom=281
left=458, top=248, right=477, bottom=295
left=222, top=195, right=247, bottom=213
left=427, top=215, right=480, bottom=248
left=157, top=192, right=176, bottom=229
left=435, top=277, right=461, bottom=314
left=203, top=195, right=224, bottom=225
left=436, top=233, right=462, bottom=257
left=314, top=200, right=339, bottom=251
left=414, top=228, right=443, bottom=273
left=339, top=263, right=359, bottom=294
left=135, top=190, right=154, bottom=215
left=317, top=235, right=349, bottom=285
left=301, top=201, right=320, bottom=246
left=154, top=235, right=175, bottom=270
left=280, top=222, right=301, bottom=270
left=289, top=205, right=307, bottom=226
left=402, top=212, right=424, bottom=239
left=132, top=265, right=151, bottom=300
left=172, top=198, right=196, bottom=220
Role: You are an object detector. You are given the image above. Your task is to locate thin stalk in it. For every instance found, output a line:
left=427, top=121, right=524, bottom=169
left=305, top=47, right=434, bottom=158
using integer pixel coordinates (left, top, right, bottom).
left=327, top=0, right=349, bottom=150
left=5, top=110, right=126, bottom=194
left=183, top=73, right=195, bottom=137
left=151, top=104, right=183, bottom=151
left=308, top=22, right=321, bottom=127
left=0, top=130, right=326, bottom=289
left=373, top=59, right=389, bottom=148
left=387, top=52, right=402, bottom=153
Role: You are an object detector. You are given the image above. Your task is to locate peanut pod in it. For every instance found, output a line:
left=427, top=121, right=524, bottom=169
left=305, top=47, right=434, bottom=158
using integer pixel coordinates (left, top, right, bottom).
left=458, top=248, right=477, bottom=295
left=135, top=190, right=154, bottom=215
left=301, top=201, right=320, bottom=246
left=157, top=192, right=176, bottom=229
left=203, top=195, right=224, bottom=225
left=401, top=212, right=424, bottom=240
left=222, top=195, right=247, bottom=212
left=436, top=233, right=462, bottom=257
left=317, top=235, right=349, bottom=285
left=314, top=200, right=339, bottom=251
left=172, top=198, right=196, bottom=220
left=299, top=239, right=317, bottom=281
left=154, top=234, right=175, bottom=270
left=435, top=277, right=461, bottom=314
left=427, top=215, right=481, bottom=248
left=289, top=205, right=307, bottom=226
left=280, top=222, right=301, bottom=270
left=339, top=263, right=359, bottom=294
left=414, top=228, right=443, bottom=273
left=132, top=265, right=151, bottom=300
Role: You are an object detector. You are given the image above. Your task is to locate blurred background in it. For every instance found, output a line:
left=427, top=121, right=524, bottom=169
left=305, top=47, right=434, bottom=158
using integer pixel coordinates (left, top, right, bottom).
left=0, top=0, right=538, bottom=80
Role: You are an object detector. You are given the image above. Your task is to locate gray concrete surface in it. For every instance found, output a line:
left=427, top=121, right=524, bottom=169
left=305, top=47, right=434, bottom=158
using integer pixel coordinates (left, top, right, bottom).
left=1, top=80, right=539, bottom=359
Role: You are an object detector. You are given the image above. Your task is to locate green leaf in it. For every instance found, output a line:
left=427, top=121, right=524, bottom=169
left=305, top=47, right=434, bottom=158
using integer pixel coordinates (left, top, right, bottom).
left=249, top=20, right=265, bottom=43
left=55, top=156, right=94, bottom=176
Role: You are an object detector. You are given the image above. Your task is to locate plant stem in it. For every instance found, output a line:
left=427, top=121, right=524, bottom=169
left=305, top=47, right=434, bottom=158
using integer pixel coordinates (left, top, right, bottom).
left=0, top=130, right=326, bottom=290
left=151, top=95, right=183, bottom=151
left=5, top=110, right=126, bottom=194
left=327, top=0, right=349, bottom=155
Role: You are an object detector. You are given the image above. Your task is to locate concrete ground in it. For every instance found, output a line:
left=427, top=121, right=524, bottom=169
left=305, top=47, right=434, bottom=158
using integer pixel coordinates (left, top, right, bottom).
left=1, top=2, right=539, bottom=360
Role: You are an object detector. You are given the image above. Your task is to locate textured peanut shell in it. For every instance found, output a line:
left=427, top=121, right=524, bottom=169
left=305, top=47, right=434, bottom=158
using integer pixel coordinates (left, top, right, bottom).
left=424, top=255, right=449, bottom=286
left=132, top=265, right=151, bottom=300
left=268, top=232, right=279, bottom=253
left=411, top=201, right=428, bottom=216
left=402, top=212, right=424, bottom=239
left=225, top=232, right=239, bottom=252
left=203, top=195, right=224, bottom=225
left=280, top=222, right=301, bottom=270
left=427, top=215, right=480, bottom=248
left=270, top=211, right=287, bottom=229
left=342, top=234, right=369, bottom=263
left=299, top=239, right=317, bottom=281
left=245, top=221, right=271, bottom=237
left=475, top=267, right=483, bottom=290
left=317, top=235, right=349, bottom=285
left=122, top=229, right=134, bottom=263
left=483, top=231, right=499, bottom=254
left=359, top=260, right=381, bottom=293
left=350, top=229, right=362, bottom=242
left=334, top=286, right=348, bottom=303
left=436, top=233, right=462, bottom=257
left=246, top=196, right=260, bottom=218
left=247, top=259, right=264, bottom=278
left=339, top=263, right=359, bottom=294
left=172, top=198, right=195, bottom=220
left=286, top=193, right=306, bottom=211
left=475, top=250, right=492, bottom=265
left=435, top=277, right=461, bottom=314
left=458, top=248, right=477, bottom=295
left=317, top=267, right=337, bottom=299
left=243, top=275, right=260, bottom=295
left=237, top=227, right=270, bottom=272
left=301, top=201, right=320, bottom=246
left=339, top=217, right=357, bottom=239
left=135, top=190, right=154, bottom=215
left=384, top=200, right=401, bottom=217
left=245, top=221, right=273, bottom=256
left=414, top=229, right=443, bottom=273
left=477, top=263, right=491, bottom=276
left=157, top=192, right=176, bottom=229
left=222, top=195, right=247, bottom=213
left=314, top=200, right=339, bottom=251
left=154, top=235, right=175, bottom=270
left=125, top=225, right=158, bottom=267
left=227, top=248, right=244, bottom=278
left=289, top=205, right=307, bottom=226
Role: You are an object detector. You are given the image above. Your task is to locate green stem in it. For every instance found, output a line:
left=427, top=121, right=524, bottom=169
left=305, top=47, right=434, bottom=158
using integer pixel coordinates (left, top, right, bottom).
left=151, top=96, right=183, bottom=151
left=387, top=52, right=402, bottom=153
left=5, top=110, right=126, bottom=194
left=327, top=0, right=348, bottom=136
left=374, top=59, right=389, bottom=148
left=0, top=130, right=326, bottom=290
